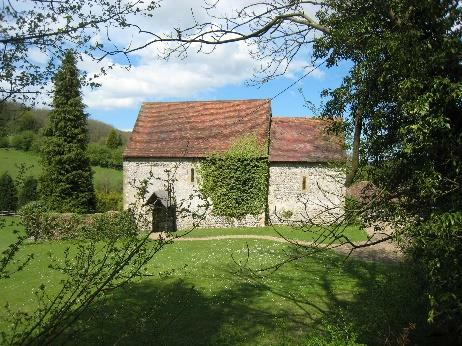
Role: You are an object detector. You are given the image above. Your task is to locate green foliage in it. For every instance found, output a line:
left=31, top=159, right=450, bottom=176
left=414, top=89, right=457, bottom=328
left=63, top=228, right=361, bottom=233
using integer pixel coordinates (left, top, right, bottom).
left=10, top=112, right=42, bottom=133
left=18, top=176, right=38, bottom=208
left=315, top=0, right=462, bottom=215
left=87, top=143, right=123, bottom=169
left=406, top=212, right=462, bottom=338
left=0, top=102, right=47, bottom=137
left=280, top=209, right=293, bottom=219
left=96, top=191, right=123, bottom=212
left=306, top=309, right=364, bottom=346
left=0, top=137, right=8, bottom=148
left=10, top=130, right=35, bottom=151
left=2, top=216, right=163, bottom=345
left=0, top=173, right=17, bottom=211
left=106, top=129, right=122, bottom=149
left=19, top=204, right=136, bottom=241
left=87, top=118, right=130, bottom=145
left=314, top=1, right=462, bottom=333
left=344, top=197, right=362, bottom=226
left=40, top=50, right=96, bottom=213
left=29, top=134, right=44, bottom=153
left=199, top=135, right=268, bottom=219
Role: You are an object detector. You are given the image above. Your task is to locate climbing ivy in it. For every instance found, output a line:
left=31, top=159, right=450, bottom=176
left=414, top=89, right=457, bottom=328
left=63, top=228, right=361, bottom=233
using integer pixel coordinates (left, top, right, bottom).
left=199, top=135, right=268, bottom=219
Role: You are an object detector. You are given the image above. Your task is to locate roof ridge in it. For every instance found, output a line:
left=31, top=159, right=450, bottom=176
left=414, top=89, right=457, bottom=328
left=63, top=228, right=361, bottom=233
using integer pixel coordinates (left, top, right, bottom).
left=141, top=99, right=270, bottom=106
left=272, top=116, right=329, bottom=121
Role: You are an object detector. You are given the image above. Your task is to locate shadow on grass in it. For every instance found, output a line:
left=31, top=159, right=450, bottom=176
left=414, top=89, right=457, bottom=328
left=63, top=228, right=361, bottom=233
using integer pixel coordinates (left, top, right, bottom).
left=59, top=250, right=429, bottom=345
left=284, top=249, right=430, bottom=345
left=61, top=278, right=316, bottom=345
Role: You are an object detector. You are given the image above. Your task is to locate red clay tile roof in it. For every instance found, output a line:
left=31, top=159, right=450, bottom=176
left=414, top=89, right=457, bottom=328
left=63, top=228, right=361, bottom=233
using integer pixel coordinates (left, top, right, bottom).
left=269, top=117, right=345, bottom=162
left=124, top=100, right=271, bottom=158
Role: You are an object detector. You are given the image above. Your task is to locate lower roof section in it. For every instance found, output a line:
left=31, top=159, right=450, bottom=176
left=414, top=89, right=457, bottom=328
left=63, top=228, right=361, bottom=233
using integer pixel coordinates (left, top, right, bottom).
left=269, top=117, right=345, bottom=162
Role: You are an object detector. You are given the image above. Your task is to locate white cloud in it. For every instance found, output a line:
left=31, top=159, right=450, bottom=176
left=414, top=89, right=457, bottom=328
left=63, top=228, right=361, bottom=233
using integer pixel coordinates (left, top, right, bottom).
left=74, top=0, right=324, bottom=111
left=81, top=40, right=323, bottom=110
left=28, top=48, right=49, bottom=64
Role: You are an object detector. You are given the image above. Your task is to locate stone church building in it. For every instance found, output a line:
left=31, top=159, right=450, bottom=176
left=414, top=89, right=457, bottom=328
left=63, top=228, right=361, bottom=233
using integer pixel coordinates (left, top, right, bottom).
left=123, top=99, right=345, bottom=231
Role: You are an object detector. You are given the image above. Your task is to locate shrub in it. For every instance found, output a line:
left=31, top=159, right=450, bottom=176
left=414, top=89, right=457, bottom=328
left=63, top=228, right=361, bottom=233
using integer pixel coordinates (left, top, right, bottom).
left=0, top=136, right=9, bottom=148
left=95, top=191, right=123, bottom=212
left=18, top=176, right=38, bottom=207
left=10, top=130, right=35, bottom=151
left=20, top=204, right=137, bottom=241
left=406, top=212, right=462, bottom=339
left=87, top=143, right=123, bottom=169
left=79, top=211, right=137, bottom=240
left=344, top=197, right=362, bottom=225
left=0, top=172, right=18, bottom=212
left=18, top=201, right=50, bottom=239
left=30, top=135, right=44, bottom=153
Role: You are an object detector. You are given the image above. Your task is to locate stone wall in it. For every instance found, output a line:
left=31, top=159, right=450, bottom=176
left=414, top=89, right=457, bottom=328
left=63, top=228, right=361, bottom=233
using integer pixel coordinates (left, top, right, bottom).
left=268, top=163, right=345, bottom=224
left=123, top=158, right=264, bottom=231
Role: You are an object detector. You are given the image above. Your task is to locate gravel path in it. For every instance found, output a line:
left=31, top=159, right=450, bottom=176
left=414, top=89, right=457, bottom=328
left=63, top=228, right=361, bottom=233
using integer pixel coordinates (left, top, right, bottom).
left=150, top=227, right=403, bottom=264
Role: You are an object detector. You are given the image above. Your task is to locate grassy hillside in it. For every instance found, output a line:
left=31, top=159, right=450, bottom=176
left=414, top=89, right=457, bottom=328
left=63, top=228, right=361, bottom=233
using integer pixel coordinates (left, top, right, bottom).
left=0, top=101, right=130, bottom=145
left=87, top=118, right=131, bottom=145
left=0, top=148, right=122, bottom=192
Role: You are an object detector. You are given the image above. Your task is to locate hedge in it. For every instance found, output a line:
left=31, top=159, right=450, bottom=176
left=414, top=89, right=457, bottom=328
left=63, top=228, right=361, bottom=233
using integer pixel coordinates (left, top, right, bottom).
left=20, top=201, right=137, bottom=240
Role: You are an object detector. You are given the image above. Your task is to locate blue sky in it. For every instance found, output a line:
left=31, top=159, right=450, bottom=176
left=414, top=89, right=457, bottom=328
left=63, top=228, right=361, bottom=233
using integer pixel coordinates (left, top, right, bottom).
left=85, top=61, right=350, bottom=131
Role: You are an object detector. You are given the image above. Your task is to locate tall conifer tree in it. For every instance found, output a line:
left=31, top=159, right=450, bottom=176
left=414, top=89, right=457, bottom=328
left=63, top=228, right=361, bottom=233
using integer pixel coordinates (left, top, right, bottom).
left=40, top=50, right=96, bottom=213
left=106, top=129, right=122, bottom=149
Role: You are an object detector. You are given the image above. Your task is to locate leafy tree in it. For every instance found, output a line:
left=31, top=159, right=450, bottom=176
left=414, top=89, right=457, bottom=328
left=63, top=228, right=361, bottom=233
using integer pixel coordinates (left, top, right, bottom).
left=0, top=173, right=18, bottom=211
left=18, top=176, right=38, bottom=207
left=10, top=130, right=35, bottom=151
left=40, top=50, right=96, bottom=213
left=311, top=3, right=462, bottom=334
left=106, top=129, right=122, bottom=149
left=0, top=0, right=161, bottom=105
left=10, top=112, right=42, bottom=133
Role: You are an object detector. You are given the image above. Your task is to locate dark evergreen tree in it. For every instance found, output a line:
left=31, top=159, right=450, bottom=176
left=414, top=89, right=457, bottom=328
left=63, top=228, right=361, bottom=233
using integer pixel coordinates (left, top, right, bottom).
left=18, top=176, right=38, bottom=207
left=0, top=172, right=18, bottom=211
left=40, top=50, right=96, bottom=213
left=106, top=129, right=122, bottom=149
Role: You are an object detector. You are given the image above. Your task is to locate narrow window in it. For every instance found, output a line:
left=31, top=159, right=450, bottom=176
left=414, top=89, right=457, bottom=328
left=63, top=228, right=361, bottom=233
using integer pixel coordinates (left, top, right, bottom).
left=302, top=176, right=307, bottom=191
left=190, top=168, right=195, bottom=183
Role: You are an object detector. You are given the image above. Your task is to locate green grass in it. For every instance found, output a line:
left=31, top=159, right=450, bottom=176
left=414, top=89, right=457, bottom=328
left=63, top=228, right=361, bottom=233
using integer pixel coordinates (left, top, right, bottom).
left=181, top=224, right=367, bottom=243
left=0, top=148, right=122, bottom=192
left=0, top=217, right=428, bottom=345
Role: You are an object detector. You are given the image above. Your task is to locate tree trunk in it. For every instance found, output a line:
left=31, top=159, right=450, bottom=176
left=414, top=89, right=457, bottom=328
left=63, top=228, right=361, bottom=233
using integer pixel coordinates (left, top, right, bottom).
left=345, top=108, right=363, bottom=187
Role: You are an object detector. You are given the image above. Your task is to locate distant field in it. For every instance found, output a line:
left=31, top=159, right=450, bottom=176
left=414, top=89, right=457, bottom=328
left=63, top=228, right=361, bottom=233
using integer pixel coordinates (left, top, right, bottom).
left=0, top=148, right=122, bottom=192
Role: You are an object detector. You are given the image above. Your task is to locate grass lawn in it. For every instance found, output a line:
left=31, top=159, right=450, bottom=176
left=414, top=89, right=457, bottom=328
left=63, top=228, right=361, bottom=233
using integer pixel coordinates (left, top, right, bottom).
left=0, top=148, right=122, bottom=192
left=180, top=224, right=367, bottom=243
left=0, top=217, right=427, bottom=345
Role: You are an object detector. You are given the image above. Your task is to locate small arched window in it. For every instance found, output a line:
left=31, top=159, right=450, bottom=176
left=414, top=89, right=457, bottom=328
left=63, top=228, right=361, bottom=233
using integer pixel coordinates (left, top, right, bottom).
left=190, top=168, right=195, bottom=183
left=302, top=176, right=307, bottom=191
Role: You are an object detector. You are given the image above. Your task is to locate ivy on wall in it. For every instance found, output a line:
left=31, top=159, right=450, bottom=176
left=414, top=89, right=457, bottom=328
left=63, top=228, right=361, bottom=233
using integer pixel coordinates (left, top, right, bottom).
left=199, top=135, right=268, bottom=219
